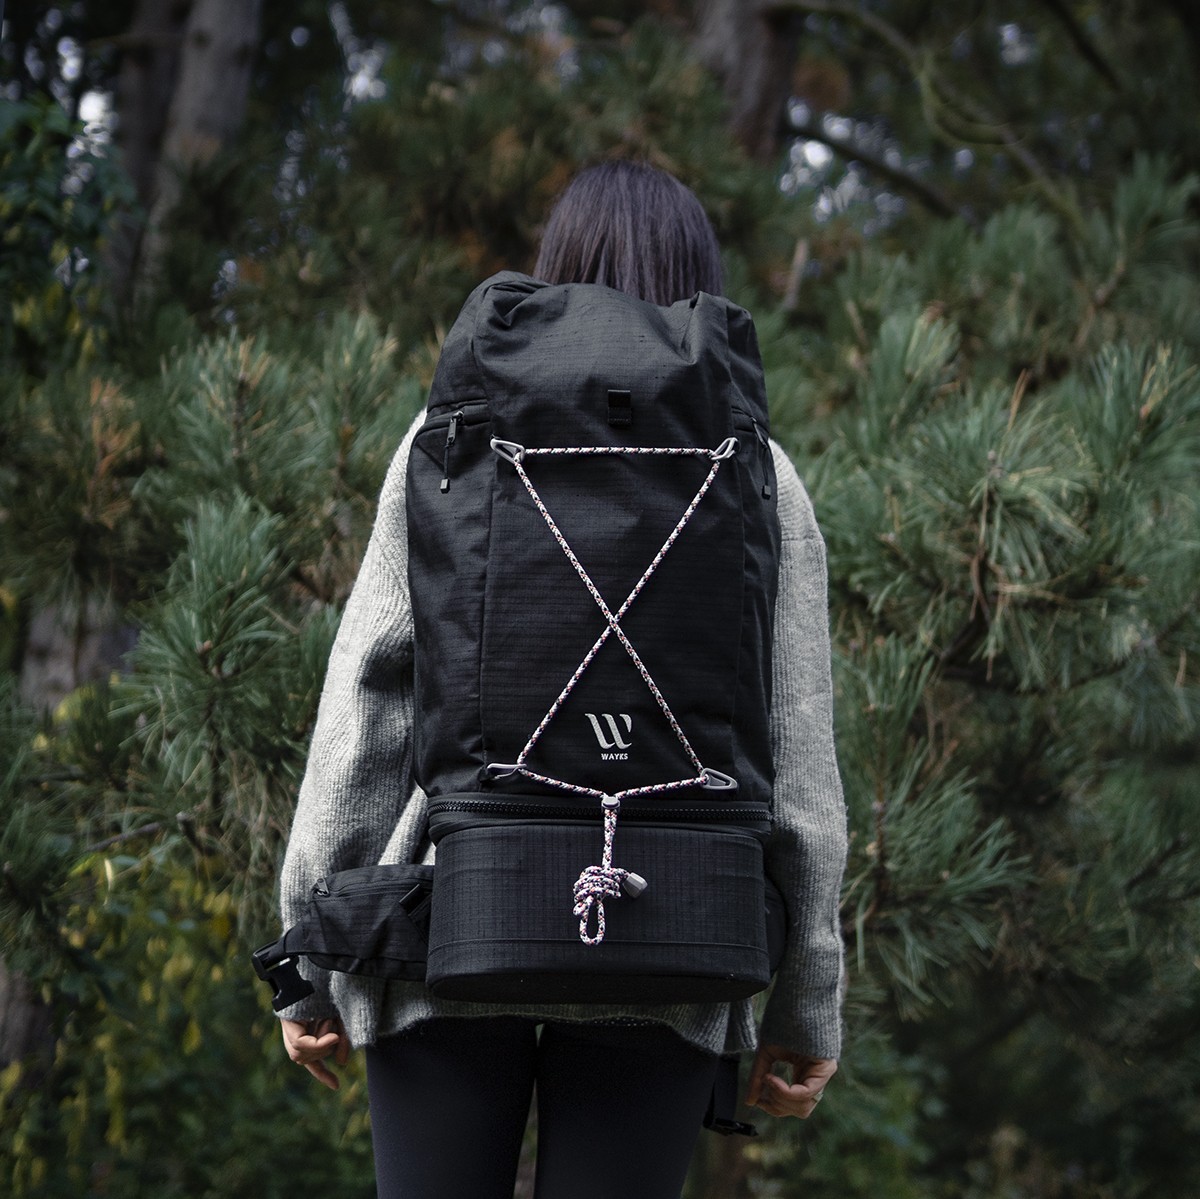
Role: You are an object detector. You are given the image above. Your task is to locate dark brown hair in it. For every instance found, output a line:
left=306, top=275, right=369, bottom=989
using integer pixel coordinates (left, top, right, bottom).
left=533, top=160, right=723, bottom=306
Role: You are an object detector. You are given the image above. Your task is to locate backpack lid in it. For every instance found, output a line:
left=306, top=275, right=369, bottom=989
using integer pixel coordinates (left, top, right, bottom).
left=428, top=272, right=770, bottom=442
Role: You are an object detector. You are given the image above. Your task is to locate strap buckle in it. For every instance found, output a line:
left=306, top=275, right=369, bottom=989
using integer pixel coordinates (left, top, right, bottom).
left=252, top=942, right=315, bottom=1012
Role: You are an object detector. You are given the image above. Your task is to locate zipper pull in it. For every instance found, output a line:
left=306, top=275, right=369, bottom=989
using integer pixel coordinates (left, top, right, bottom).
left=440, top=410, right=463, bottom=493
left=751, top=419, right=772, bottom=499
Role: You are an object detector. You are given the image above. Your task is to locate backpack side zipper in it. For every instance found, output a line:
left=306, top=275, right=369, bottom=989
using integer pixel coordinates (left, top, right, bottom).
left=750, top=418, right=772, bottom=499
left=440, top=409, right=463, bottom=492
left=730, top=407, right=773, bottom=500
left=416, top=399, right=488, bottom=493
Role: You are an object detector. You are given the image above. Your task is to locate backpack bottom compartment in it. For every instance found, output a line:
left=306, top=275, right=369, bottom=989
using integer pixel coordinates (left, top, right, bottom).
left=425, top=821, right=772, bottom=1004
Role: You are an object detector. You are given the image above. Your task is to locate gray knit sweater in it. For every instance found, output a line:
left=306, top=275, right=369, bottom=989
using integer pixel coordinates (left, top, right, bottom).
left=277, top=421, right=847, bottom=1059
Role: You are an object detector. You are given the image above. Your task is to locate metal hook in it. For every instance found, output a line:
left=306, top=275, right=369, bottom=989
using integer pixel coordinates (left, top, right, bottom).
left=711, top=437, right=739, bottom=461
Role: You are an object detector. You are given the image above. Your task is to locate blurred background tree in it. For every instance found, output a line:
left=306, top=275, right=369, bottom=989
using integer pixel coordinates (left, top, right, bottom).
left=1, top=2, right=1197, bottom=1196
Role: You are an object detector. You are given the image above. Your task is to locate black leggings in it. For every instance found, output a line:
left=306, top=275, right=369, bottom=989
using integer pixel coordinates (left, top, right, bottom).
left=365, top=1017, right=720, bottom=1199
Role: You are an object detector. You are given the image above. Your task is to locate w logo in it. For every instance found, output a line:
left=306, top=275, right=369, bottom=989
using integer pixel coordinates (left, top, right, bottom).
left=585, top=713, right=633, bottom=751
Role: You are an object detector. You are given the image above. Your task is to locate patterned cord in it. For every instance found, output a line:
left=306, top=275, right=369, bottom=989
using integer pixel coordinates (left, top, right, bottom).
left=500, top=441, right=730, bottom=796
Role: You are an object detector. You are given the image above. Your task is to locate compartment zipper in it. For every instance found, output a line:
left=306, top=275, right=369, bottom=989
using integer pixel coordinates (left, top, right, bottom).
left=312, top=879, right=429, bottom=898
left=731, top=407, right=773, bottom=500
left=312, top=881, right=401, bottom=897
left=430, top=799, right=768, bottom=823
left=750, top=418, right=771, bottom=499
left=440, top=409, right=463, bottom=493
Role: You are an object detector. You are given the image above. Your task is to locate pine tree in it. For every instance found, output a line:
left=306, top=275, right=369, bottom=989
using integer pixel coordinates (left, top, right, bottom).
left=2, top=8, right=1198, bottom=1197
left=754, top=157, right=1200, bottom=1197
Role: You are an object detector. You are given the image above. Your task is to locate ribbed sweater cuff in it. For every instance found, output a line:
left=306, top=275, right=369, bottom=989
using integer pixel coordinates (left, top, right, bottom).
left=759, top=978, right=844, bottom=1060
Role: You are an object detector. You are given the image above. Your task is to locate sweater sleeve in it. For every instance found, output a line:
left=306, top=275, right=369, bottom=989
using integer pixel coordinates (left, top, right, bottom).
left=758, top=441, right=848, bottom=1058
left=274, top=420, right=423, bottom=1023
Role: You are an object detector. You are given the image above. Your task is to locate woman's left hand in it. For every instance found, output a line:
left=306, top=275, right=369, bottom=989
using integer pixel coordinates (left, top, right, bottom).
left=746, top=1044, right=837, bottom=1118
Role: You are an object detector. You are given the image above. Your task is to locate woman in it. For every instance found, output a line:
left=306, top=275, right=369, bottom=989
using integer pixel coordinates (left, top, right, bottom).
left=277, top=160, right=847, bottom=1198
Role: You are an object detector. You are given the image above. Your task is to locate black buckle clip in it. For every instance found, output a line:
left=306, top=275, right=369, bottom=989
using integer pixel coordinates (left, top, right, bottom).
left=252, top=942, right=315, bottom=1012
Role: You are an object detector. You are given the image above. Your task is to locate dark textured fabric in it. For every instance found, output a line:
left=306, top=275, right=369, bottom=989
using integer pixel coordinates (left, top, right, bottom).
left=280, top=864, right=433, bottom=977
left=404, top=274, right=783, bottom=1007
left=366, top=1017, right=719, bottom=1199
left=277, top=281, right=847, bottom=1060
left=406, top=274, right=780, bottom=809
left=425, top=822, right=770, bottom=1002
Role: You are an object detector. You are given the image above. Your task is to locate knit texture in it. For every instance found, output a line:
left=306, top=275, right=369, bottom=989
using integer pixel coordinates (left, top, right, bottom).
left=277, top=426, right=847, bottom=1059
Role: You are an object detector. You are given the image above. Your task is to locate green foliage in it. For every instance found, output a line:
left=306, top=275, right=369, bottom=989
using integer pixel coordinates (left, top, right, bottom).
left=158, top=19, right=790, bottom=341
left=836, top=639, right=1029, bottom=1017
left=122, top=496, right=338, bottom=912
left=0, top=369, right=149, bottom=611
left=3, top=7, right=1200, bottom=1198
left=764, top=155, right=1200, bottom=1196
left=0, top=97, right=133, bottom=376
left=0, top=677, right=74, bottom=967
left=767, top=1032, right=938, bottom=1198
left=686, top=1026, right=937, bottom=1199
left=783, top=1, right=1200, bottom=228
left=135, top=313, right=420, bottom=594
left=0, top=853, right=374, bottom=1198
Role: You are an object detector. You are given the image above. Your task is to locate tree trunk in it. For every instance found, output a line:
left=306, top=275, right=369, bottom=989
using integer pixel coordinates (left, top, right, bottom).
left=0, top=957, right=53, bottom=1079
left=137, top=0, right=264, bottom=294
left=692, top=0, right=800, bottom=161
left=109, top=0, right=193, bottom=297
left=18, top=598, right=138, bottom=713
left=9, top=599, right=134, bottom=1073
left=1161, top=0, right=1200, bottom=96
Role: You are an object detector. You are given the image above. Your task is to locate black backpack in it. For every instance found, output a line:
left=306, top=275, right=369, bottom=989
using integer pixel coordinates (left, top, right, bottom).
left=407, top=273, right=783, bottom=1003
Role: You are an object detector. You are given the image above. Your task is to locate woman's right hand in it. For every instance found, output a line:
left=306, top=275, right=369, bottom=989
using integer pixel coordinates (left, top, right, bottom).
left=746, top=1043, right=837, bottom=1119
left=281, top=1016, right=350, bottom=1090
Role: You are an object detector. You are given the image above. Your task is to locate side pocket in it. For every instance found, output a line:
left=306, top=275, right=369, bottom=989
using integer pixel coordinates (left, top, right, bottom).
left=303, top=864, right=435, bottom=980
left=407, top=400, right=495, bottom=796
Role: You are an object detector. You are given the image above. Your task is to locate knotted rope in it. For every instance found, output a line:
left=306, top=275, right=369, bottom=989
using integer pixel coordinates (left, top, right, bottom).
left=572, top=798, right=645, bottom=945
